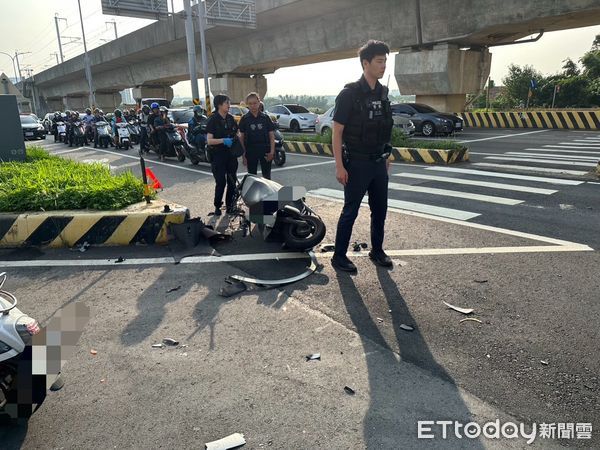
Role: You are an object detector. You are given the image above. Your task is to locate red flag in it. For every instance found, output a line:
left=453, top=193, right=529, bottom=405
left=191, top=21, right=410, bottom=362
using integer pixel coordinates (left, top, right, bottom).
left=145, top=168, right=163, bottom=190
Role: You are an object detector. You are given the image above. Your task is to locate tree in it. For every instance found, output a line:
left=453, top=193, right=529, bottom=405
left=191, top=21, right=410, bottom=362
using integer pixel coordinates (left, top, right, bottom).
left=561, top=58, right=580, bottom=77
left=502, top=64, right=543, bottom=107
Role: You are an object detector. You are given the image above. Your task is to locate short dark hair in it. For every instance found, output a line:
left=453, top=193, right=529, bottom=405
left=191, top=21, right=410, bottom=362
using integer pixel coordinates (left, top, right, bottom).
left=214, top=94, right=230, bottom=111
left=245, top=92, right=260, bottom=102
left=358, top=40, right=390, bottom=67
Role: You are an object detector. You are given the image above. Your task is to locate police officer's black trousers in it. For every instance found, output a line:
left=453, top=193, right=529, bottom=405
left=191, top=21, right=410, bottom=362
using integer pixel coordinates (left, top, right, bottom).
left=334, top=157, right=388, bottom=256
left=211, top=150, right=238, bottom=209
left=246, top=148, right=272, bottom=180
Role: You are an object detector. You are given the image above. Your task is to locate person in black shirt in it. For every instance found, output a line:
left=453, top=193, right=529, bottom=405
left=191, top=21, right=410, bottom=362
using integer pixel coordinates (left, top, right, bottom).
left=331, top=40, right=395, bottom=273
left=239, top=92, right=275, bottom=179
left=206, top=94, right=240, bottom=216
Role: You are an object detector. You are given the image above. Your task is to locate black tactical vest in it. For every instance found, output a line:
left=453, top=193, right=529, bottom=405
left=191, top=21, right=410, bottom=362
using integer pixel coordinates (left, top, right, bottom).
left=342, top=81, right=394, bottom=154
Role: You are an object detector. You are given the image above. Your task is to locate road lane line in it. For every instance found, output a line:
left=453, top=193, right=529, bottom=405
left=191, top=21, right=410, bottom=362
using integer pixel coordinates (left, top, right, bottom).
left=544, top=145, right=600, bottom=150
left=310, top=188, right=480, bottom=220
left=459, top=129, right=550, bottom=143
left=392, top=173, right=557, bottom=195
left=472, top=163, right=589, bottom=175
left=522, top=148, right=600, bottom=155
left=502, top=152, right=600, bottom=161
left=482, top=156, right=596, bottom=167
left=387, top=182, right=524, bottom=205
left=425, top=167, right=584, bottom=185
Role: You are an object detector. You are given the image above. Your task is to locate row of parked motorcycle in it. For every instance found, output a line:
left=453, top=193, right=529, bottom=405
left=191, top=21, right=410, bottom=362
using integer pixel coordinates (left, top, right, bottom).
left=53, top=114, right=287, bottom=167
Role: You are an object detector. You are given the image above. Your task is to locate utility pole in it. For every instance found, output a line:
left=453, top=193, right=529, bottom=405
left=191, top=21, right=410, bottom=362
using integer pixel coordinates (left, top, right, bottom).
left=14, top=51, right=30, bottom=83
left=0, top=51, right=18, bottom=82
left=106, top=20, right=118, bottom=39
left=184, top=0, right=200, bottom=103
left=196, top=0, right=211, bottom=114
left=51, top=52, right=60, bottom=65
left=77, top=0, right=95, bottom=109
left=54, top=14, right=67, bottom=63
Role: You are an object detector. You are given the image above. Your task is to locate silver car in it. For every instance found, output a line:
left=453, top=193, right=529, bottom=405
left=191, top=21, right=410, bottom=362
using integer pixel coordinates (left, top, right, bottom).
left=316, top=106, right=334, bottom=135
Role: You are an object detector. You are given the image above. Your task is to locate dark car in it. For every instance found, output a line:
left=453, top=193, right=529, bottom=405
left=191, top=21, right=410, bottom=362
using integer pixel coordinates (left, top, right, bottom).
left=391, top=103, right=463, bottom=137
left=20, top=114, right=46, bottom=140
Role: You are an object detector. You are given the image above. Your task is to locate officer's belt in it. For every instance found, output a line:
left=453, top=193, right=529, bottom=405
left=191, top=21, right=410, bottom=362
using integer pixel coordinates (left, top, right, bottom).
left=345, top=151, right=388, bottom=161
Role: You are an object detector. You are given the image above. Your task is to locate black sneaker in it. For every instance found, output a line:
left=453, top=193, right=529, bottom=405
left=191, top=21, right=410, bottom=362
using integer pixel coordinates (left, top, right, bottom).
left=331, top=254, right=357, bottom=273
left=214, top=207, right=222, bottom=217
left=226, top=206, right=243, bottom=215
left=369, top=250, right=393, bottom=268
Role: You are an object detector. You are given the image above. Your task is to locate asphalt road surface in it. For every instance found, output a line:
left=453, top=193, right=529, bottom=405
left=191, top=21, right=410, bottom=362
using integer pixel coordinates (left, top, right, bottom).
left=1, top=128, right=599, bottom=449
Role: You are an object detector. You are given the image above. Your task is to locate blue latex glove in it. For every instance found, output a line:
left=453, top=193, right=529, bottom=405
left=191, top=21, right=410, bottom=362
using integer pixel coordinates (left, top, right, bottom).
left=222, top=137, right=233, bottom=148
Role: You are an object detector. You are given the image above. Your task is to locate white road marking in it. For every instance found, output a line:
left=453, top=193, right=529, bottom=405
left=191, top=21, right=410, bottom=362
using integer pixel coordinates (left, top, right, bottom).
left=425, top=166, right=584, bottom=185
left=387, top=182, right=523, bottom=205
left=544, top=145, right=600, bottom=150
left=53, top=147, right=88, bottom=155
left=522, top=148, right=600, bottom=155
left=483, top=156, right=597, bottom=167
left=307, top=190, right=592, bottom=249
left=310, top=188, right=480, bottom=220
left=503, top=152, right=600, bottom=161
left=559, top=142, right=600, bottom=146
left=392, top=172, right=557, bottom=195
left=459, top=129, right=550, bottom=143
left=472, top=163, right=589, bottom=176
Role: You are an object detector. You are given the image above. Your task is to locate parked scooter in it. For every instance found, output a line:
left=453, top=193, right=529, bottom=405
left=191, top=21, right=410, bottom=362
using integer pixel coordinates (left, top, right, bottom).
left=115, top=122, right=131, bottom=150
left=232, top=175, right=326, bottom=250
left=95, top=121, right=112, bottom=148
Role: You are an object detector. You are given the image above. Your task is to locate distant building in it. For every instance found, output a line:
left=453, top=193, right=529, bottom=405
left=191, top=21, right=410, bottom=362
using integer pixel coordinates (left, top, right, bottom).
left=0, top=72, right=31, bottom=113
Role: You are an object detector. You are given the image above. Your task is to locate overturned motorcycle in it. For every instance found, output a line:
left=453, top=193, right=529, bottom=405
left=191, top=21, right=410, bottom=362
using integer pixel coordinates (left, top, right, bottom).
left=230, top=174, right=326, bottom=251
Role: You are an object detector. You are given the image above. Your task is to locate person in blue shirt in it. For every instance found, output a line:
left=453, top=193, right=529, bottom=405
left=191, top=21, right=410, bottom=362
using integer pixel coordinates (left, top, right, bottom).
left=187, top=105, right=207, bottom=150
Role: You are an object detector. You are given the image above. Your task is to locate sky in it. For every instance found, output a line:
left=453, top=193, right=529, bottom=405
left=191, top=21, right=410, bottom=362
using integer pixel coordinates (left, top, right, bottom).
left=1, top=0, right=598, bottom=98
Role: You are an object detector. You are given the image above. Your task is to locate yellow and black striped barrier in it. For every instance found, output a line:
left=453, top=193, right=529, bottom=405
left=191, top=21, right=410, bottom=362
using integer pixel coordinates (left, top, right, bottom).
left=284, top=141, right=469, bottom=164
left=0, top=200, right=188, bottom=248
left=462, top=110, right=600, bottom=130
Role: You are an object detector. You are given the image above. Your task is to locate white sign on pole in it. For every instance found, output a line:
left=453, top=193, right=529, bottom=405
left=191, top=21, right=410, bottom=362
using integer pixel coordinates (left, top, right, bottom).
left=204, top=0, right=256, bottom=28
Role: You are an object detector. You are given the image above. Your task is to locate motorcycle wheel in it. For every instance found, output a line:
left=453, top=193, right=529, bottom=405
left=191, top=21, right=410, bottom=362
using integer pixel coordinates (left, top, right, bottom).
left=275, top=149, right=286, bottom=167
left=282, top=215, right=326, bottom=251
left=176, top=147, right=186, bottom=162
left=123, top=141, right=130, bottom=150
left=190, top=157, right=200, bottom=165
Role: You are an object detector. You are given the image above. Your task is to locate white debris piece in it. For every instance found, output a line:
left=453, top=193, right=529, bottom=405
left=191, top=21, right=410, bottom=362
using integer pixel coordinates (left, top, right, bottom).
left=205, top=433, right=246, bottom=450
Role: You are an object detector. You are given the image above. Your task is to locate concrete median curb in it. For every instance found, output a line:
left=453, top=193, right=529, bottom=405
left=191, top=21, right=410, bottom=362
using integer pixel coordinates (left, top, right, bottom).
left=284, top=141, right=469, bottom=164
left=0, top=199, right=188, bottom=249
left=462, top=110, right=600, bottom=130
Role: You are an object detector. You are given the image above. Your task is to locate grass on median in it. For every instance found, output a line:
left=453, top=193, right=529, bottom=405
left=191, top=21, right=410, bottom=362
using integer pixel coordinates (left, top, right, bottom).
left=285, top=128, right=466, bottom=150
left=0, top=146, right=154, bottom=212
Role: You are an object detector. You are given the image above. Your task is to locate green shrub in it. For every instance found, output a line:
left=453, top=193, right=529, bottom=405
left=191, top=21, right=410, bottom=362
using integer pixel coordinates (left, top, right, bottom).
left=0, top=147, right=153, bottom=212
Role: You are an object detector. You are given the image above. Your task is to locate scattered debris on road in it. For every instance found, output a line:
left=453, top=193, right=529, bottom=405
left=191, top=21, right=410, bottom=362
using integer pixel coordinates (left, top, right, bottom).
left=460, top=318, right=483, bottom=324
left=152, top=343, right=165, bottom=349
left=320, top=243, right=335, bottom=253
left=219, top=278, right=248, bottom=297
left=162, top=338, right=179, bottom=346
left=376, top=317, right=384, bottom=323
left=344, top=386, right=356, bottom=395
left=399, top=324, right=414, bottom=332
left=90, top=349, right=98, bottom=355
left=540, top=360, right=549, bottom=366
left=115, top=257, right=125, bottom=263
left=474, top=279, right=488, bottom=284
left=443, top=301, right=474, bottom=315
left=76, top=241, right=90, bottom=253
left=166, top=285, right=182, bottom=293
left=205, top=432, right=246, bottom=450
left=305, top=353, right=321, bottom=361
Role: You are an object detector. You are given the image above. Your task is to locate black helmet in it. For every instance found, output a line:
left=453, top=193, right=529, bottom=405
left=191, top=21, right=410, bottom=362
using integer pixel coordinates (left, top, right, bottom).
left=159, top=106, right=168, bottom=113
left=72, top=110, right=79, bottom=117
left=193, top=105, right=204, bottom=116
left=64, top=110, right=71, bottom=116
left=142, top=104, right=150, bottom=113
left=114, top=109, right=122, bottom=117
left=85, top=108, right=92, bottom=114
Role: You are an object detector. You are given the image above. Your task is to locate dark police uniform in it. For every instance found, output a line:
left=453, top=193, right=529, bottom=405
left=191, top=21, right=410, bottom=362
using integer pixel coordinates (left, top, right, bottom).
left=239, top=111, right=275, bottom=179
left=205, top=112, right=239, bottom=210
left=333, top=75, right=394, bottom=257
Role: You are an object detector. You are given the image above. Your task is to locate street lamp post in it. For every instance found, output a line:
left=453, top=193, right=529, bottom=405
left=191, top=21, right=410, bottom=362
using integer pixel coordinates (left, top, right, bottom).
left=77, top=0, right=95, bottom=109
left=0, top=51, right=19, bottom=83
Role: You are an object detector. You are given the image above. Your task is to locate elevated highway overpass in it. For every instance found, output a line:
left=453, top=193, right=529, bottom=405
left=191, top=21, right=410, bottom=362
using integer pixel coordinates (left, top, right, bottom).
left=25, top=0, right=600, bottom=113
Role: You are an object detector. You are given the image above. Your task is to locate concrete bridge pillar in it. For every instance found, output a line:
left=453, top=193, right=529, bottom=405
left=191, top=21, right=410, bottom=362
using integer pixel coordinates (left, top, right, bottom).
left=63, top=95, right=88, bottom=112
left=95, top=91, right=123, bottom=113
left=210, top=75, right=267, bottom=105
left=132, top=85, right=174, bottom=106
left=44, top=98, right=65, bottom=113
left=395, top=43, right=491, bottom=113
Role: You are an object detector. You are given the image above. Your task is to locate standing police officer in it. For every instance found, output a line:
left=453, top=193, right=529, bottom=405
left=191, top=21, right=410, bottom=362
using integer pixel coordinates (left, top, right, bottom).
left=331, top=40, right=394, bottom=272
left=239, top=92, right=276, bottom=180
left=206, top=94, right=240, bottom=216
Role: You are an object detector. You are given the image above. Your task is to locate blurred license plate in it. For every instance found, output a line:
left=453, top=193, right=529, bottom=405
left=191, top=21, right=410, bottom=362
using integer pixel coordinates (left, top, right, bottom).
left=25, top=132, right=34, bottom=136
left=454, top=123, right=461, bottom=128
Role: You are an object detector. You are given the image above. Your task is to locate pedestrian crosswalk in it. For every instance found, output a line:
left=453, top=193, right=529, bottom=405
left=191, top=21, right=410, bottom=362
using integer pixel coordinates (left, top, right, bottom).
left=307, top=137, right=597, bottom=222
left=470, top=135, right=600, bottom=177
